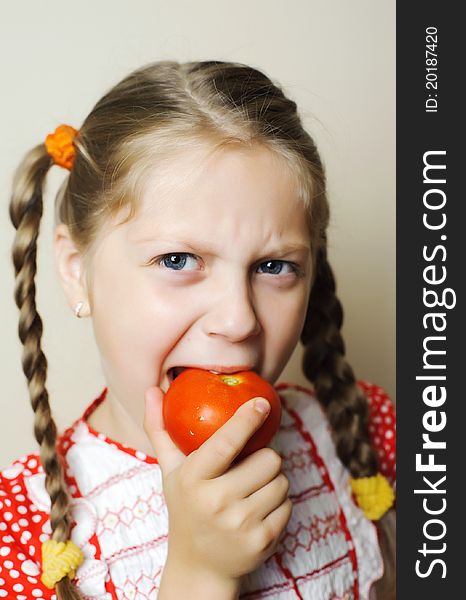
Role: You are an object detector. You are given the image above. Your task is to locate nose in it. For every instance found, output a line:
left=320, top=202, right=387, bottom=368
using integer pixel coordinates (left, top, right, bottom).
left=202, top=276, right=261, bottom=342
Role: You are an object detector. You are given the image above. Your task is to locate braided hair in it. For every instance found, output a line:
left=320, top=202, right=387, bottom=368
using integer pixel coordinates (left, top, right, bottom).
left=301, top=244, right=395, bottom=597
left=9, top=146, right=85, bottom=599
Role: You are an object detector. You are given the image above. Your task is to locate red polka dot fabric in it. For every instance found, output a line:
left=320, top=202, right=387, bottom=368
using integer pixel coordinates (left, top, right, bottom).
left=0, top=456, right=54, bottom=600
left=358, top=380, right=396, bottom=492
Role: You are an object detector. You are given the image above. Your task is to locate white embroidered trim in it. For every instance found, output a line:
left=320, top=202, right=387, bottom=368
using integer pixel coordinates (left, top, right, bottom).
left=278, top=385, right=385, bottom=600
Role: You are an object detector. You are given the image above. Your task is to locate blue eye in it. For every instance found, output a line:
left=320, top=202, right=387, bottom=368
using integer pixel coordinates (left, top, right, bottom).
left=257, top=260, right=299, bottom=275
left=152, top=253, right=300, bottom=276
left=157, top=253, right=199, bottom=271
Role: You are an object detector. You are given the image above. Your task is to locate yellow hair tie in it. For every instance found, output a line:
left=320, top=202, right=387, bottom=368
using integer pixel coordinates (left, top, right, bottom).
left=41, top=539, right=84, bottom=589
left=349, top=473, right=395, bottom=521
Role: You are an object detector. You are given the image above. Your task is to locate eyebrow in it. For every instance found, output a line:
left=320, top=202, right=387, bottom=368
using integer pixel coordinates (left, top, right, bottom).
left=136, top=237, right=311, bottom=256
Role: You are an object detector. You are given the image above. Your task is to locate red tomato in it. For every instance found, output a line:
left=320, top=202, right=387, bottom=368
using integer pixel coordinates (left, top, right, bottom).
left=163, top=368, right=282, bottom=463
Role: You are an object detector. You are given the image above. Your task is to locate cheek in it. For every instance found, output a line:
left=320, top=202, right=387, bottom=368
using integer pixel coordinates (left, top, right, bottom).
left=91, top=270, right=195, bottom=362
left=259, top=288, right=310, bottom=376
left=261, top=286, right=310, bottom=340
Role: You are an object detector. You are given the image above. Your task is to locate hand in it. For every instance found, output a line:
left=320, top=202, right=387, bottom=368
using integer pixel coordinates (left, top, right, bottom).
left=143, top=386, right=292, bottom=582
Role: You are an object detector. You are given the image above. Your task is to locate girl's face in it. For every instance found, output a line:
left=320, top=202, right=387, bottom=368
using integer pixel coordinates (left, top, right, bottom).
left=83, top=144, right=313, bottom=431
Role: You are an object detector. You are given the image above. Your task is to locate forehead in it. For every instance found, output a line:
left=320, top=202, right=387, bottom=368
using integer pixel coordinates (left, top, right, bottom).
left=125, top=143, right=310, bottom=248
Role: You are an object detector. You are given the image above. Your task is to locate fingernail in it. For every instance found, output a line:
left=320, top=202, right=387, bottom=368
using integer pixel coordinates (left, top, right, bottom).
left=254, top=398, right=270, bottom=414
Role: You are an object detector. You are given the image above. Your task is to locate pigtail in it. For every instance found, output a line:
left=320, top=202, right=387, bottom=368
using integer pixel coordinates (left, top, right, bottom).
left=9, top=145, right=85, bottom=600
left=300, top=246, right=395, bottom=599
left=301, top=246, right=378, bottom=475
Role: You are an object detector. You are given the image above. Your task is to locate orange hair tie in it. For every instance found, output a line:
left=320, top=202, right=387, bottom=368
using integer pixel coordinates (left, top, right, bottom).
left=45, top=124, right=78, bottom=170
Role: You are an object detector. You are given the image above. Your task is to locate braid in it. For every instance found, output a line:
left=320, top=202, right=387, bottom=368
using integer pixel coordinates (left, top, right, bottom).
left=9, top=145, right=85, bottom=600
left=301, top=245, right=396, bottom=599
left=300, top=245, right=378, bottom=478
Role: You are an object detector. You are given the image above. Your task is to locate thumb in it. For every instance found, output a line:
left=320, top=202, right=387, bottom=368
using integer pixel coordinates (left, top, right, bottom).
left=143, top=385, right=187, bottom=477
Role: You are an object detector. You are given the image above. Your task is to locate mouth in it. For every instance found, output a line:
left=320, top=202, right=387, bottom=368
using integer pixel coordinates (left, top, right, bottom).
left=164, top=365, right=257, bottom=391
left=167, top=366, right=188, bottom=384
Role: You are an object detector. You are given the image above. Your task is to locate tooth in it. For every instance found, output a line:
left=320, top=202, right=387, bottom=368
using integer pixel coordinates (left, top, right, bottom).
left=209, top=370, right=220, bottom=374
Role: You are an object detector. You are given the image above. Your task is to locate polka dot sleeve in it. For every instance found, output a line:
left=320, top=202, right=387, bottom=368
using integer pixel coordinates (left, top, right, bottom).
left=358, top=381, right=397, bottom=494
left=0, top=455, right=55, bottom=600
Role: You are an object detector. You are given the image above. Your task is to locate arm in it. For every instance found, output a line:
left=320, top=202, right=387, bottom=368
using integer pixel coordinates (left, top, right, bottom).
left=158, top=556, right=241, bottom=600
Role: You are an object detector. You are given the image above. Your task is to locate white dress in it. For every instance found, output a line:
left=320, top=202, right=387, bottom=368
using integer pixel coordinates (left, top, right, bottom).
left=0, top=380, right=396, bottom=600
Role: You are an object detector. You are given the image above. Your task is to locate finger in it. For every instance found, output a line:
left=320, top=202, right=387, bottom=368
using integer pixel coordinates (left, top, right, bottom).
left=186, top=397, right=271, bottom=481
left=220, top=447, right=283, bottom=498
left=244, top=473, right=290, bottom=521
left=262, top=517, right=290, bottom=561
left=143, top=386, right=187, bottom=477
left=260, top=498, right=293, bottom=551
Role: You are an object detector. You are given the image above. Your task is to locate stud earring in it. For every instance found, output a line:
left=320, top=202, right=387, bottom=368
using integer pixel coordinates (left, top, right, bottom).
left=74, top=301, right=84, bottom=318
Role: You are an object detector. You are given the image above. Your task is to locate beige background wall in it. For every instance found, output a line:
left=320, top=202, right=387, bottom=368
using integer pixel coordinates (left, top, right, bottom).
left=0, top=0, right=395, bottom=467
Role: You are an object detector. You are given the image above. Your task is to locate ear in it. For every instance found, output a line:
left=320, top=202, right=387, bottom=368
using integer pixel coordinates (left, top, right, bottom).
left=54, top=223, right=91, bottom=317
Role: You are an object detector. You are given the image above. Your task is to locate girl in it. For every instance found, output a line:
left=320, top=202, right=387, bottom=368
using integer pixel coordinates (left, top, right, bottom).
left=2, top=60, right=396, bottom=600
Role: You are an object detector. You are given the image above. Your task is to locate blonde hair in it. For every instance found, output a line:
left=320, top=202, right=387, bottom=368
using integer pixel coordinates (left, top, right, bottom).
left=9, top=60, right=394, bottom=598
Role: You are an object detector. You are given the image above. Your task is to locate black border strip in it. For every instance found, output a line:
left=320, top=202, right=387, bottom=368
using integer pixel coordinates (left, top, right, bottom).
left=397, top=3, right=463, bottom=596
